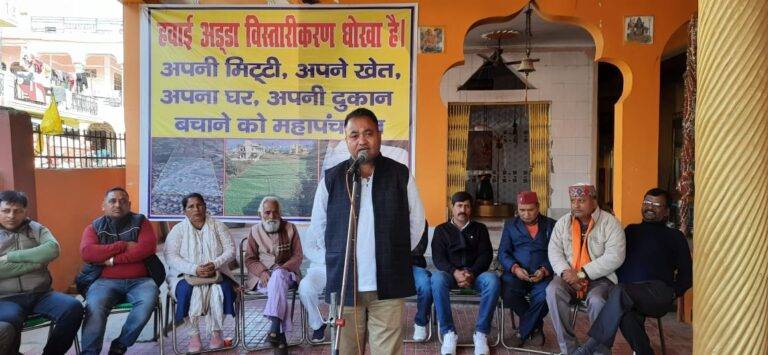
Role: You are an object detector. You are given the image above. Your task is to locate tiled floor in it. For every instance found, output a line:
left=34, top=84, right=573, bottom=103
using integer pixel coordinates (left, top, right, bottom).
left=19, top=225, right=692, bottom=354
left=38, top=298, right=689, bottom=355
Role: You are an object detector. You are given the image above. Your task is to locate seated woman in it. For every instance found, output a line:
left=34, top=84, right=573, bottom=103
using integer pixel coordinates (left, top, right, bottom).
left=244, top=196, right=303, bottom=352
left=165, top=193, right=237, bottom=353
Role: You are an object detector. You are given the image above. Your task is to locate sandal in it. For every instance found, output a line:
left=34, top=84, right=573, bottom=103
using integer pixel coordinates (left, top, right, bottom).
left=266, top=331, right=280, bottom=347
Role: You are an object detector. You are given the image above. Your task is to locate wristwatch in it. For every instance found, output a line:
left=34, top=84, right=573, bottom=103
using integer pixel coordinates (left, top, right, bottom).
left=577, top=269, right=587, bottom=280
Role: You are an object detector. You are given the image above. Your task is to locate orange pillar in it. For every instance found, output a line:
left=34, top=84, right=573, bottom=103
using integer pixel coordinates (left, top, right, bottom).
left=612, top=57, right=661, bottom=223
left=124, top=3, right=141, bottom=200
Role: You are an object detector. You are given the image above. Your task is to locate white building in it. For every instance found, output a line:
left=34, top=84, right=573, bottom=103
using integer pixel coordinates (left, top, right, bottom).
left=0, top=0, right=124, bottom=132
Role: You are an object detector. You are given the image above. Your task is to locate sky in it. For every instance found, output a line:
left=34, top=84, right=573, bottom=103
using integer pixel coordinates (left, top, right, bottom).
left=20, top=0, right=122, bottom=19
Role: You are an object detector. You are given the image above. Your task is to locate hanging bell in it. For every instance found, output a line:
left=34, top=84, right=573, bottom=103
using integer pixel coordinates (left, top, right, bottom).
left=517, top=57, right=536, bottom=74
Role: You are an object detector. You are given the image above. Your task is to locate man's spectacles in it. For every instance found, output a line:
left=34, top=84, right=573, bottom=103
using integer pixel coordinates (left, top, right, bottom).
left=642, top=200, right=664, bottom=208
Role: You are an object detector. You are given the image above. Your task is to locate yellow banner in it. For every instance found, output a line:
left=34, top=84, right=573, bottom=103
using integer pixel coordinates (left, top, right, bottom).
left=149, top=7, right=414, bottom=141
left=144, top=6, right=415, bottom=220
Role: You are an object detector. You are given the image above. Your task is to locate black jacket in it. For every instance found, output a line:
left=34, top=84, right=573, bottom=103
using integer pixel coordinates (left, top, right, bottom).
left=431, top=220, right=493, bottom=276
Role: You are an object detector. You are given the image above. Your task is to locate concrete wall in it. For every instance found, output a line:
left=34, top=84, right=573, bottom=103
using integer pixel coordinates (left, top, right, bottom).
left=35, top=168, right=125, bottom=291
left=441, top=49, right=597, bottom=218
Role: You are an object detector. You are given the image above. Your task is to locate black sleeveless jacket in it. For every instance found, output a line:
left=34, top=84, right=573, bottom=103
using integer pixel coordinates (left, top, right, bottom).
left=324, top=155, right=415, bottom=306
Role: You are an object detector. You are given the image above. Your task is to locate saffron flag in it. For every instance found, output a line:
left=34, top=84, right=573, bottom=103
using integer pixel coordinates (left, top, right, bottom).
left=40, top=98, right=63, bottom=135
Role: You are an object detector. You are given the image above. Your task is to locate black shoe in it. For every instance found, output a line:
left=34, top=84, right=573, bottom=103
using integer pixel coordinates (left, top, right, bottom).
left=273, top=333, right=289, bottom=354
left=267, top=331, right=281, bottom=347
left=107, top=341, right=127, bottom=355
left=509, top=332, right=525, bottom=347
left=311, top=324, right=327, bottom=342
left=529, top=327, right=545, bottom=346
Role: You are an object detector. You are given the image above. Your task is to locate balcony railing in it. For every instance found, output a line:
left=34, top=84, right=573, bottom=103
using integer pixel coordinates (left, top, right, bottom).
left=72, top=93, right=98, bottom=115
left=12, top=74, right=100, bottom=116
left=30, top=16, right=122, bottom=34
left=32, top=123, right=125, bottom=169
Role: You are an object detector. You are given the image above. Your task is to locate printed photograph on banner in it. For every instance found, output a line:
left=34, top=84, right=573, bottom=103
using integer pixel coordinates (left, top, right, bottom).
left=141, top=5, right=416, bottom=220
left=150, top=138, right=225, bottom=216
left=224, top=139, right=319, bottom=218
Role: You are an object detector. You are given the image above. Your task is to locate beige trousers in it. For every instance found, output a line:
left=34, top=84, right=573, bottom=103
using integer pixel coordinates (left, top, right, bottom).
left=339, top=291, right=404, bottom=355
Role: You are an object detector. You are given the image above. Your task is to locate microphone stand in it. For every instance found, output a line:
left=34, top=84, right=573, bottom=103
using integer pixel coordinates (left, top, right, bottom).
left=330, top=166, right=361, bottom=355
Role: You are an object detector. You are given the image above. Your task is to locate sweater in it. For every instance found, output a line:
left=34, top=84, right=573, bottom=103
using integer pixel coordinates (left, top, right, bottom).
left=80, top=219, right=157, bottom=279
left=0, top=220, right=60, bottom=297
left=431, top=220, right=493, bottom=276
left=617, top=221, right=693, bottom=297
left=245, top=221, right=303, bottom=290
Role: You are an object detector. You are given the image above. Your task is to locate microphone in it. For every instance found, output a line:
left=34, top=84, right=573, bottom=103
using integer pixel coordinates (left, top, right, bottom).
left=346, top=150, right=368, bottom=174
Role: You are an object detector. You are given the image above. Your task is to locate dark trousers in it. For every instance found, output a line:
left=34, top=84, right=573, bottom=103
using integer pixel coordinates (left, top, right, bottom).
left=587, top=280, right=674, bottom=355
left=502, top=273, right=550, bottom=338
left=0, top=291, right=84, bottom=355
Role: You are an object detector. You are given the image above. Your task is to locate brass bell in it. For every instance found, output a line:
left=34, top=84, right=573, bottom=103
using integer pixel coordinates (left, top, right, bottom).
left=517, top=58, right=536, bottom=74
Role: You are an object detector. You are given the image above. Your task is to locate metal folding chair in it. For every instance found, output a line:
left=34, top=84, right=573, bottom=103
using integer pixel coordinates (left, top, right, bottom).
left=101, top=300, right=164, bottom=355
left=571, top=299, right=667, bottom=355
left=164, top=290, right=241, bottom=354
left=238, top=237, right=304, bottom=351
left=435, top=289, right=502, bottom=349
left=22, top=313, right=81, bottom=354
left=499, top=299, right=557, bottom=354
left=653, top=315, right=667, bottom=355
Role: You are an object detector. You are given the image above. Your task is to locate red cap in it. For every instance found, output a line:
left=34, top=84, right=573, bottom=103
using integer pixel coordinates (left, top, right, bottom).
left=517, top=191, right=538, bottom=205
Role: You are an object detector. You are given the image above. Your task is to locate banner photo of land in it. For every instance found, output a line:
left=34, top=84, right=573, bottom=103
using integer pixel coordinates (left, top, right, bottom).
left=150, top=138, right=225, bottom=216
left=225, top=139, right=318, bottom=218
left=140, top=5, right=416, bottom=220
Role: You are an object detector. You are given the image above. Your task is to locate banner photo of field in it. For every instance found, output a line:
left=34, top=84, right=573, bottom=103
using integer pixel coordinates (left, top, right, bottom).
left=140, top=5, right=416, bottom=221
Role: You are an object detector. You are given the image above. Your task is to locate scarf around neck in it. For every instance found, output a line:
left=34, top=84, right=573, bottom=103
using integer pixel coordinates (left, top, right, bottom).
left=571, top=216, right=594, bottom=298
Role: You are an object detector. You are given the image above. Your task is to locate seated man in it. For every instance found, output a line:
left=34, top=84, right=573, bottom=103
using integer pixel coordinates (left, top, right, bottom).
left=499, top=191, right=556, bottom=347
left=574, top=188, right=692, bottom=355
left=244, top=197, right=303, bottom=353
left=431, top=191, right=500, bottom=355
left=78, top=187, right=163, bottom=355
left=546, top=184, right=625, bottom=355
left=0, top=190, right=84, bottom=355
left=297, top=227, right=327, bottom=343
left=411, top=221, right=431, bottom=341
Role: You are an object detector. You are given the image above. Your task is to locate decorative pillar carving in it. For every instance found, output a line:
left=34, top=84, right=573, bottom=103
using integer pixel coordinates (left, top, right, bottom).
left=694, top=0, right=768, bottom=353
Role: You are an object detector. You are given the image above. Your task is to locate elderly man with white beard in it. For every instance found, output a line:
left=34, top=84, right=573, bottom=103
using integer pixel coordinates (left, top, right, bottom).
left=244, top=196, right=303, bottom=353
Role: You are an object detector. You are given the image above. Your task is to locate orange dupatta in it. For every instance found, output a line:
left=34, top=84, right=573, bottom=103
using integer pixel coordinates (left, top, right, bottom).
left=571, top=217, right=593, bottom=299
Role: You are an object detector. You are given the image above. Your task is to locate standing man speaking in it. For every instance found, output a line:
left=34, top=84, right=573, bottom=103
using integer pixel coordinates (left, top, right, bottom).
left=309, top=108, right=425, bottom=354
